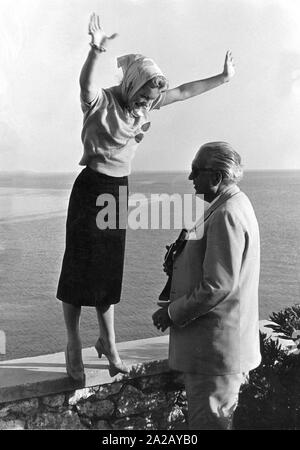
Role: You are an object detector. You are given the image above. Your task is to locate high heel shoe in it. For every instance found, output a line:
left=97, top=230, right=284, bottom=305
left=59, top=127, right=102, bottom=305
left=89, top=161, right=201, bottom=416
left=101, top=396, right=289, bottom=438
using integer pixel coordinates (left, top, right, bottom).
left=95, top=338, right=129, bottom=377
left=65, top=345, right=85, bottom=383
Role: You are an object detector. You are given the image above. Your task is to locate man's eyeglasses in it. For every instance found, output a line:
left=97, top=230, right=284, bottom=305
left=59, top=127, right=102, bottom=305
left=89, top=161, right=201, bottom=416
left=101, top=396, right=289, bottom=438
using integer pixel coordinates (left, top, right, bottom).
left=190, top=167, right=216, bottom=177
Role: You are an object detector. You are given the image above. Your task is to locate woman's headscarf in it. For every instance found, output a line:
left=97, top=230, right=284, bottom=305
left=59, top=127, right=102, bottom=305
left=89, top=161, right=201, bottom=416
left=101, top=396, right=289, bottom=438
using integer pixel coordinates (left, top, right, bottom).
left=117, top=54, right=166, bottom=102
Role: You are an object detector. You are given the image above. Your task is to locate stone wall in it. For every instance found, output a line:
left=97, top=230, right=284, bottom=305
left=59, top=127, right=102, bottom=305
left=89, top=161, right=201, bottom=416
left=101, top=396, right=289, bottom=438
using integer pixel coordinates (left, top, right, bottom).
left=1, top=320, right=297, bottom=430
left=0, top=368, right=188, bottom=430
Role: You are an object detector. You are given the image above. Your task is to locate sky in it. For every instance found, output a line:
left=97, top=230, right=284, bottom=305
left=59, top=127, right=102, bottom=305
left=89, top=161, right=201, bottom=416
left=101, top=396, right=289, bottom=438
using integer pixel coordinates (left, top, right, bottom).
left=0, top=0, right=300, bottom=172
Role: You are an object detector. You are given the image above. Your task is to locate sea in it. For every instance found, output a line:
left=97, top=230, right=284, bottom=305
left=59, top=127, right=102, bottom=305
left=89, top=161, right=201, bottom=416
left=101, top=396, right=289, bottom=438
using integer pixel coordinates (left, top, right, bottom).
left=0, top=170, right=300, bottom=360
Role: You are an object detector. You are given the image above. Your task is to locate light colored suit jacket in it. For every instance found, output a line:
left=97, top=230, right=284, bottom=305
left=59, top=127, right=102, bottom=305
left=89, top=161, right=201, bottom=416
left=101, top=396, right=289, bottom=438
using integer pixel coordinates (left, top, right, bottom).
left=169, top=184, right=261, bottom=375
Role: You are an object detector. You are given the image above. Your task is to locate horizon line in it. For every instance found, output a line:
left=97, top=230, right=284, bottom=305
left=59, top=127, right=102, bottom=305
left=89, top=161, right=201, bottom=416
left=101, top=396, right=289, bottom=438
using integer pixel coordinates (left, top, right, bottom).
left=1, top=168, right=300, bottom=175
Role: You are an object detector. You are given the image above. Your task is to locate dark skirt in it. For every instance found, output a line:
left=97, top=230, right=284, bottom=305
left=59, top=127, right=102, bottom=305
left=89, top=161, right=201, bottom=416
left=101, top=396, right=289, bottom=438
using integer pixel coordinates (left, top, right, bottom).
left=56, top=166, right=128, bottom=307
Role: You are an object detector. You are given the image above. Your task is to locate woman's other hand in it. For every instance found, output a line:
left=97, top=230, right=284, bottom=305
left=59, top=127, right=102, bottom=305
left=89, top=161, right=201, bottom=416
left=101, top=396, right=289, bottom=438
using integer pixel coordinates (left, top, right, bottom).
left=223, top=50, right=235, bottom=81
left=88, top=12, right=118, bottom=48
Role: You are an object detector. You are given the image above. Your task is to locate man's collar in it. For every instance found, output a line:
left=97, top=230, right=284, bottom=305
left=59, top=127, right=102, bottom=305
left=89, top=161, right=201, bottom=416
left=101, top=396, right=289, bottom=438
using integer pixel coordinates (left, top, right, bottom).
left=205, top=184, right=240, bottom=220
left=208, top=192, right=221, bottom=208
left=188, top=184, right=240, bottom=239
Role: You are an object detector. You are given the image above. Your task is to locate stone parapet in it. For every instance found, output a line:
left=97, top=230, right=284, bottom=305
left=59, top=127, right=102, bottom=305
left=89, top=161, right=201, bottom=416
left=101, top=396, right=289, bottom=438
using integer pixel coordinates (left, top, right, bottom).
left=0, top=335, right=188, bottom=430
left=0, top=323, right=295, bottom=430
left=0, top=364, right=187, bottom=430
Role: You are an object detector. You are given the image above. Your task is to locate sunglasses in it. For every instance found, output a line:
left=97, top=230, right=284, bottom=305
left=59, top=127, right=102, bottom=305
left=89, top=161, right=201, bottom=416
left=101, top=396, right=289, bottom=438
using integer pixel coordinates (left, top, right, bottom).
left=135, top=122, right=151, bottom=143
left=191, top=167, right=216, bottom=177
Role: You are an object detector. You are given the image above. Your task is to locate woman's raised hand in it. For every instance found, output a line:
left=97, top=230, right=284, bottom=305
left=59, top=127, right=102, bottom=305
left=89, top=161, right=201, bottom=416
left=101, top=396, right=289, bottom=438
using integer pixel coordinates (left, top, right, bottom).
left=88, top=13, right=118, bottom=48
left=223, top=50, right=235, bottom=81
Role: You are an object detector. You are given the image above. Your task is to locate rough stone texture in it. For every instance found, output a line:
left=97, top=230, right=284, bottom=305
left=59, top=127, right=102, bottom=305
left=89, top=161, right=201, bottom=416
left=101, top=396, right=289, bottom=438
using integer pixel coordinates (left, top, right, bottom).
left=94, top=419, right=112, bottom=430
left=68, top=387, right=99, bottom=406
left=144, top=396, right=186, bottom=431
left=96, top=382, right=122, bottom=399
left=0, top=398, right=39, bottom=418
left=79, top=416, right=93, bottom=429
left=166, top=390, right=187, bottom=410
left=166, top=390, right=181, bottom=404
left=27, top=410, right=87, bottom=430
left=112, top=416, right=156, bottom=430
left=136, top=373, right=177, bottom=393
left=0, top=406, right=12, bottom=419
left=166, top=405, right=187, bottom=430
left=143, top=392, right=167, bottom=412
left=116, top=385, right=168, bottom=419
left=116, top=385, right=148, bottom=417
left=0, top=419, right=26, bottom=430
left=41, top=394, right=66, bottom=409
left=0, top=367, right=188, bottom=430
left=77, top=399, right=115, bottom=419
left=177, top=390, right=187, bottom=405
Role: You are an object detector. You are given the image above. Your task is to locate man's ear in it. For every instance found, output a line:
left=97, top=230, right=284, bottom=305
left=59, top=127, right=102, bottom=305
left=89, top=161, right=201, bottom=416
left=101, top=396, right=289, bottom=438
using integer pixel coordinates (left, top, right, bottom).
left=213, top=170, right=222, bottom=185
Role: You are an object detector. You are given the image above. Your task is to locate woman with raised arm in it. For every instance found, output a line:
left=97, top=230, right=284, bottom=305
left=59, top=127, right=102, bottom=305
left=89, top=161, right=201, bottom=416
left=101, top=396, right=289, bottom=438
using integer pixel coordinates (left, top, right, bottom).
left=56, top=13, right=235, bottom=382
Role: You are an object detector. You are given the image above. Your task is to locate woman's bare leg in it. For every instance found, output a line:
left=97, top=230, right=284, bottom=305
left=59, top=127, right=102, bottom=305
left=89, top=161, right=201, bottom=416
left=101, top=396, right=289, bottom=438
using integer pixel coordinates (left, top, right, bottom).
left=63, top=302, right=82, bottom=346
left=96, top=304, right=122, bottom=364
left=62, top=302, right=83, bottom=369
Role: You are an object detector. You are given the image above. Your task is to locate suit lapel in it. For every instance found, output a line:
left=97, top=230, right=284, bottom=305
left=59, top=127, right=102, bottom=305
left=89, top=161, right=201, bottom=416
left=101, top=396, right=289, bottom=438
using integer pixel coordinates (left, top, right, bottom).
left=204, top=185, right=240, bottom=221
left=192, top=185, right=241, bottom=236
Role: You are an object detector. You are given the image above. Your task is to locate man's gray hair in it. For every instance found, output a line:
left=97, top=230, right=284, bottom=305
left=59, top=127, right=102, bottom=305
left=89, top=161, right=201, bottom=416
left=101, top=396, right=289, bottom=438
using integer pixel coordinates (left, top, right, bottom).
left=200, top=141, right=243, bottom=184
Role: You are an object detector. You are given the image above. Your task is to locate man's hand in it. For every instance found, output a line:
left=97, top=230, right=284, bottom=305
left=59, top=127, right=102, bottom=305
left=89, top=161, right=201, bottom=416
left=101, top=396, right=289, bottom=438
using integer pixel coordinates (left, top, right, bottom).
left=152, top=308, right=172, bottom=332
left=223, top=50, right=235, bottom=81
left=88, top=12, right=118, bottom=48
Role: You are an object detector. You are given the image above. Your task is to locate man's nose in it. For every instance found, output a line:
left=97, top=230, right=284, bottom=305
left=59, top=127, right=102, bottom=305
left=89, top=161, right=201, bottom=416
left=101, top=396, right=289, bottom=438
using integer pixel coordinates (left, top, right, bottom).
left=188, top=171, right=193, bottom=180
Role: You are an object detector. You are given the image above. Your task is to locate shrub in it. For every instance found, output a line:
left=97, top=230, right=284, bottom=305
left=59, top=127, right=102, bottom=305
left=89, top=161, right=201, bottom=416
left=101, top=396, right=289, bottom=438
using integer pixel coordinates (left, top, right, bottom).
left=235, top=305, right=300, bottom=430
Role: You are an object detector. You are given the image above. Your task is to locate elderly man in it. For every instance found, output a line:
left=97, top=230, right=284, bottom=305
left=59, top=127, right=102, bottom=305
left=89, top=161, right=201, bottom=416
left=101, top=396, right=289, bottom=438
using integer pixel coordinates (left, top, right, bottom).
left=152, top=142, right=261, bottom=430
